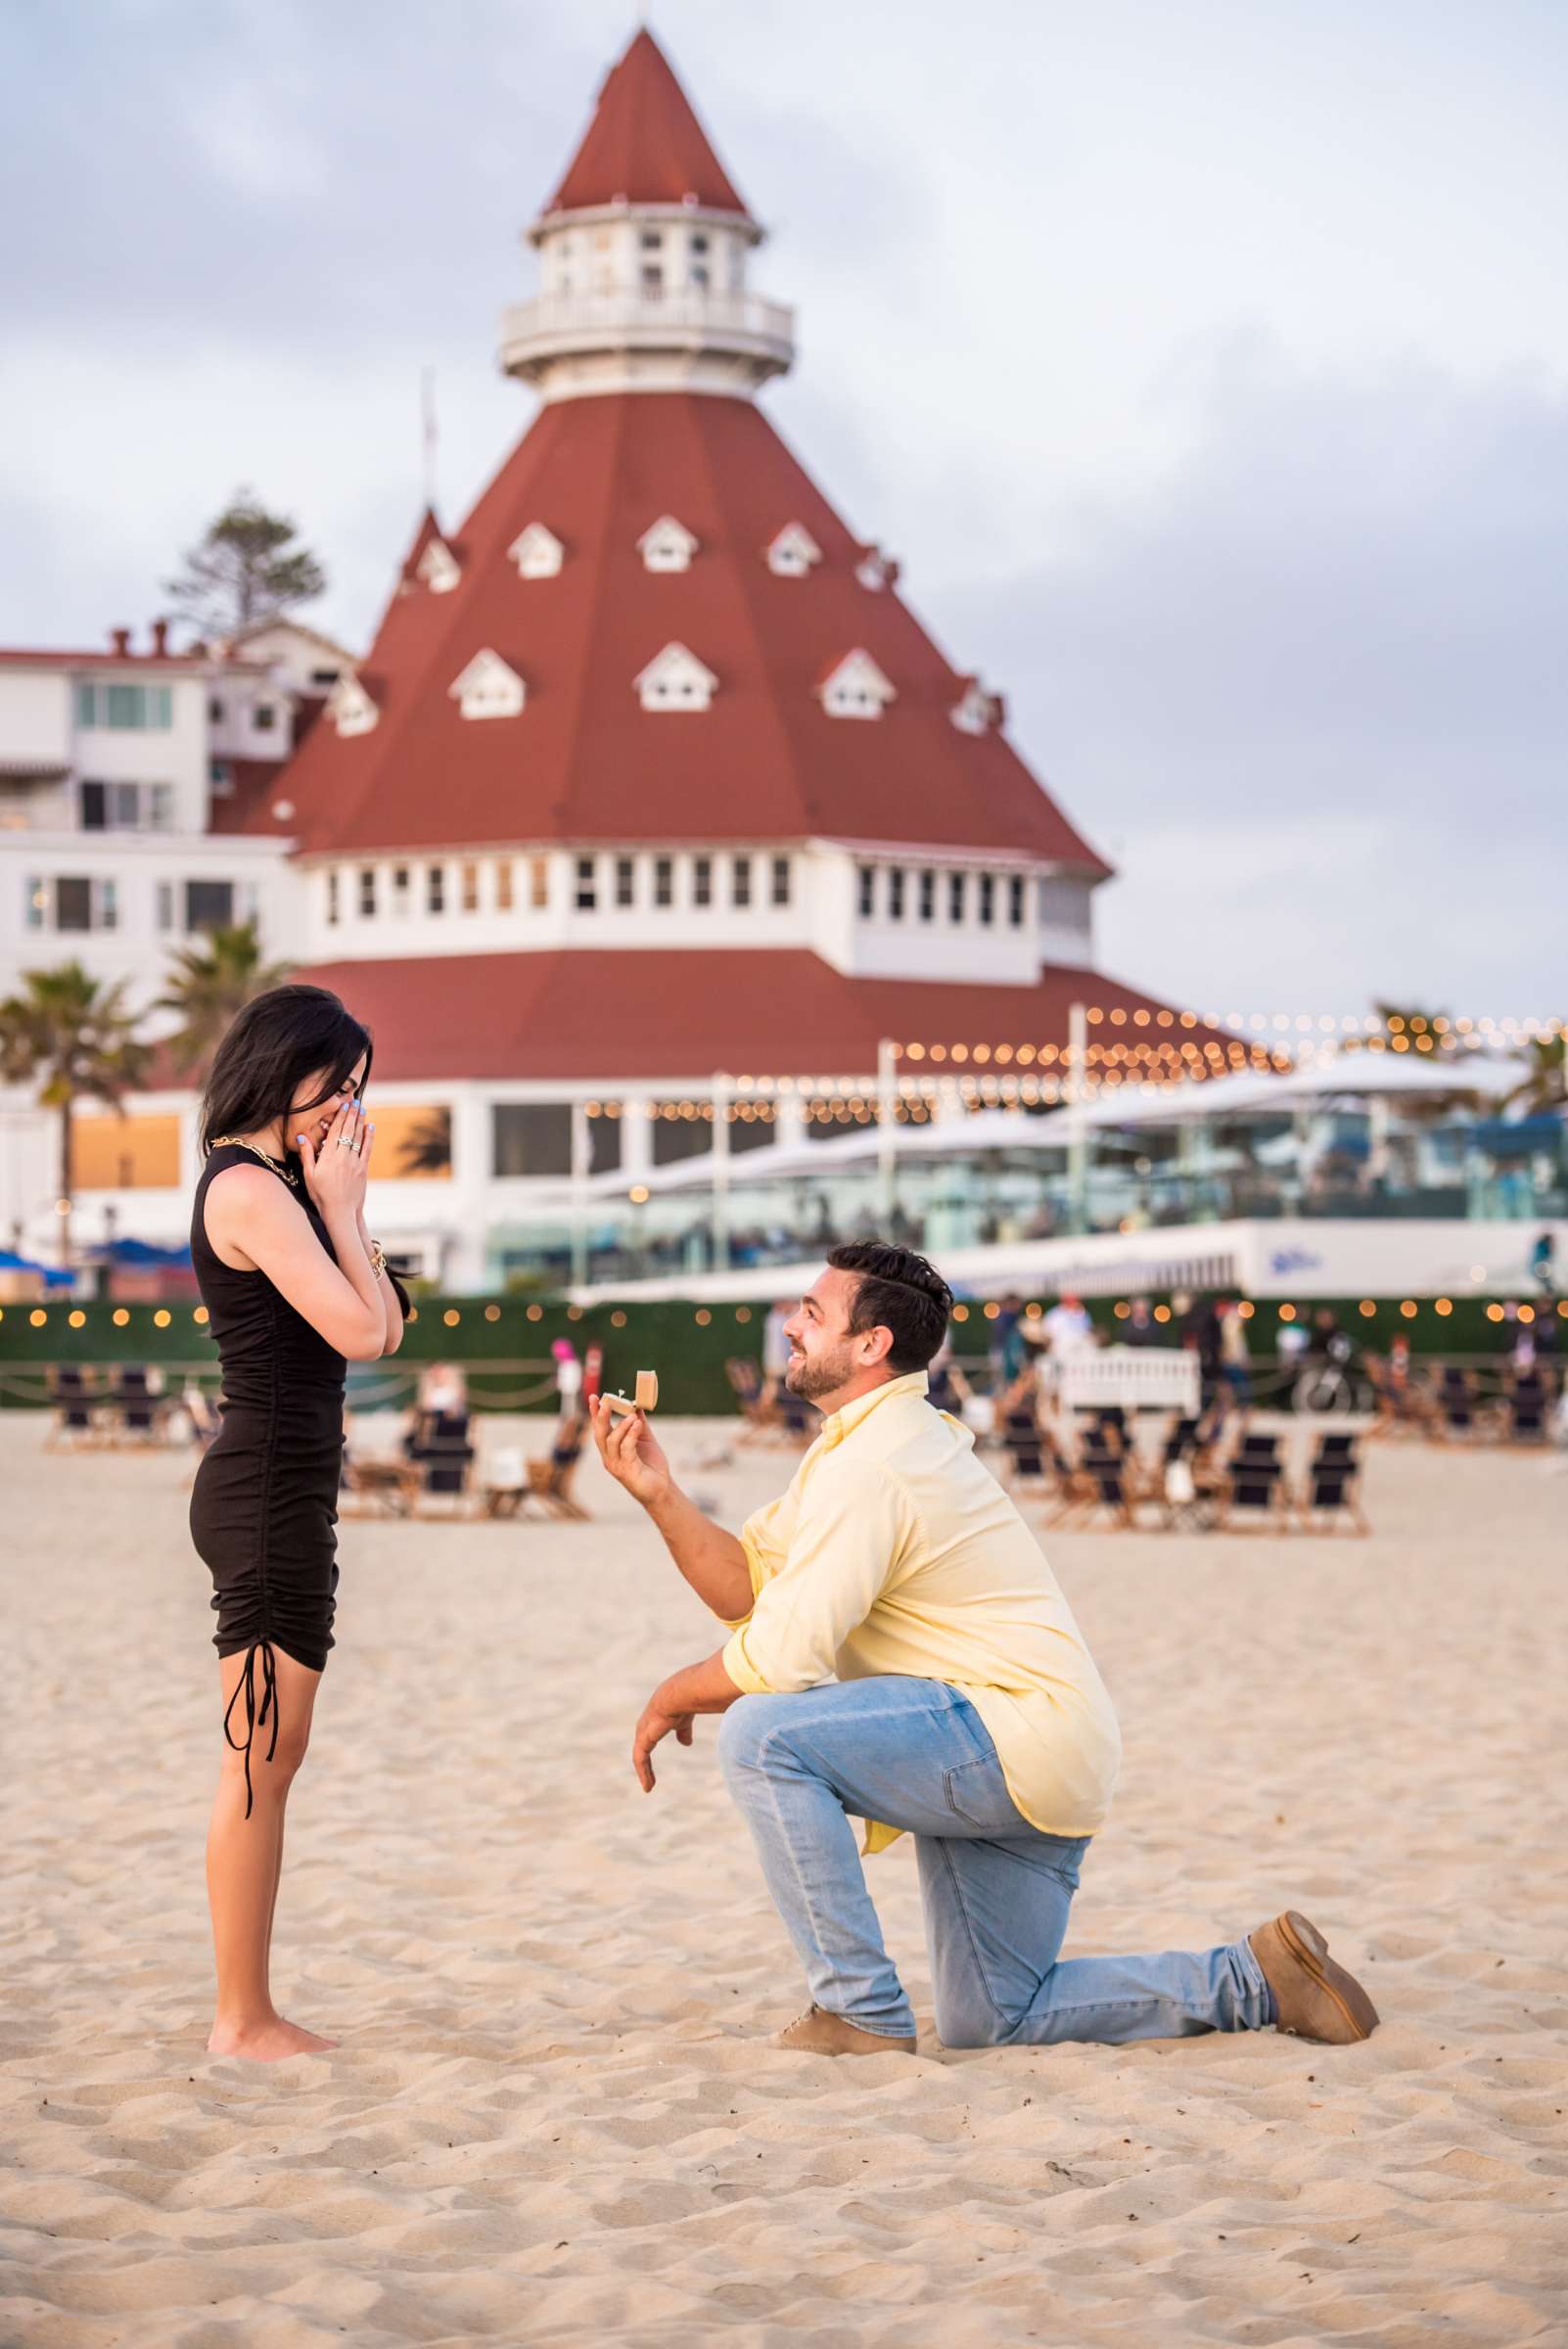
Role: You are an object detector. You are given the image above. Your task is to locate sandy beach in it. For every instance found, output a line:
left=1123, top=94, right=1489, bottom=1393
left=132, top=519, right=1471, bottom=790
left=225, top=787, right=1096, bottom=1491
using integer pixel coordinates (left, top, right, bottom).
left=2, top=1410, right=1565, bottom=2347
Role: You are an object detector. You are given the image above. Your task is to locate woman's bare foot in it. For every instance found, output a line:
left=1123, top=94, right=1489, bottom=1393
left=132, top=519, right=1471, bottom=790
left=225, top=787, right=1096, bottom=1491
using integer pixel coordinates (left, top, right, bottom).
left=207, top=2014, right=338, bottom=2061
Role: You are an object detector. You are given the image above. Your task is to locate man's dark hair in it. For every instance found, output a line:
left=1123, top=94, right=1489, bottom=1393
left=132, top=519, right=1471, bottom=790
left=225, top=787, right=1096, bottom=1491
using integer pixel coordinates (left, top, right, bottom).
left=828, top=1241, right=953, bottom=1375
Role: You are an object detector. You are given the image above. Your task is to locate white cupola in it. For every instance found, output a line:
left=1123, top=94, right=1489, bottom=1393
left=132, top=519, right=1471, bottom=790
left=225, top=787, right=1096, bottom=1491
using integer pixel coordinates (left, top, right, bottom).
left=818, top=649, right=896, bottom=720
left=497, top=29, right=794, bottom=404
left=326, top=673, right=379, bottom=738
left=634, top=642, right=718, bottom=712
left=509, top=523, right=565, bottom=579
left=449, top=651, right=527, bottom=720
left=764, top=522, right=821, bottom=577
left=638, top=516, right=699, bottom=573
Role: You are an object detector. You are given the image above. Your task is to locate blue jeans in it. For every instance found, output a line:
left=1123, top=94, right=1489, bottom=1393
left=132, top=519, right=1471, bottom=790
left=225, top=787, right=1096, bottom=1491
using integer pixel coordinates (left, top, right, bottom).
left=716, top=1677, right=1274, bottom=2046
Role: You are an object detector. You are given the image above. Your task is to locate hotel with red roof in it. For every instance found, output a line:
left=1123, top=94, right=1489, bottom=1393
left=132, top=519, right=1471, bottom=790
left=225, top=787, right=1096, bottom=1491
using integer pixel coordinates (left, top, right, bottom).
left=1, top=30, right=1230, bottom=1289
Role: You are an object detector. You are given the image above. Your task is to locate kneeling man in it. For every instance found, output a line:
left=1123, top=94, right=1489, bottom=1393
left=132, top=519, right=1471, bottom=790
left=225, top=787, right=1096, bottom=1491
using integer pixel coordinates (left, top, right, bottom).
left=592, top=1243, right=1377, bottom=2057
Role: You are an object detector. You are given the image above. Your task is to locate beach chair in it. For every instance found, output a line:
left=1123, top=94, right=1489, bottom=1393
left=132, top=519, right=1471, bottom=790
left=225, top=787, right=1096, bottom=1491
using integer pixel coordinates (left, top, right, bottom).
left=402, top=1406, right=477, bottom=1514
left=1219, top=1449, right=1291, bottom=1532
left=1507, top=1375, right=1547, bottom=1444
left=109, top=1364, right=165, bottom=1446
left=46, top=1365, right=100, bottom=1449
left=1296, top=1433, right=1368, bottom=1533
left=525, top=1420, right=590, bottom=1520
left=1069, top=1440, right=1142, bottom=1529
left=1436, top=1366, right=1477, bottom=1441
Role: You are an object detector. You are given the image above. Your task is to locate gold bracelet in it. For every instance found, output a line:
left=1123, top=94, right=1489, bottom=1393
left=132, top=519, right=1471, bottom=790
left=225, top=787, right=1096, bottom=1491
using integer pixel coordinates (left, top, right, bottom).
left=367, top=1238, right=387, bottom=1278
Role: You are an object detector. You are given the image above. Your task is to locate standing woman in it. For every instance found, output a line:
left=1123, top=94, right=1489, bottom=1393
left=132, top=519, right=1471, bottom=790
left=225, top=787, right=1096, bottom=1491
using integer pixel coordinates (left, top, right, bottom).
left=190, top=985, right=407, bottom=2060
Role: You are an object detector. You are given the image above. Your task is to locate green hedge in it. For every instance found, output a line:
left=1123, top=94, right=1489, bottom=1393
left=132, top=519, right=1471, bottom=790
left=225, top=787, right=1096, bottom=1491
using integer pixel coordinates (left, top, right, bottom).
left=0, top=1289, right=1553, bottom=1412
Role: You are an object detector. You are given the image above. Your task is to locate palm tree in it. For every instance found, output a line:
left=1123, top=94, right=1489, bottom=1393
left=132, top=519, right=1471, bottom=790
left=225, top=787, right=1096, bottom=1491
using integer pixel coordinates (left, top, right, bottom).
left=155, top=919, right=294, bottom=1081
left=397, top=1109, right=452, bottom=1177
left=0, top=963, right=149, bottom=1269
left=1500, top=1032, right=1566, bottom=1116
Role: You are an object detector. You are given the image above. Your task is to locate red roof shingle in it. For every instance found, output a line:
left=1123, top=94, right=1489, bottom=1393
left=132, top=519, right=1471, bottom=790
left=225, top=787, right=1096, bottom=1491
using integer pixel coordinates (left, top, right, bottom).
left=294, top=950, right=1191, bottom=1082
left=281, top=393, right=1110, bottom=873
left=545, top=28, right=750, bottom=217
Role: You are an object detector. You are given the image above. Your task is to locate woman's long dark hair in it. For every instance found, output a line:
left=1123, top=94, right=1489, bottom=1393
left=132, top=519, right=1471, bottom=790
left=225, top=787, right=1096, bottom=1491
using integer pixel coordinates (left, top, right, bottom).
left=199, top=986, right=374, bottom=1157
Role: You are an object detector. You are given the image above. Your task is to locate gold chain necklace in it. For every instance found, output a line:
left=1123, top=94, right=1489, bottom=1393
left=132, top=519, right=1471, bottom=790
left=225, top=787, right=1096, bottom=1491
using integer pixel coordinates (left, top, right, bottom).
left=210, top=1134, right=300, bottom=1187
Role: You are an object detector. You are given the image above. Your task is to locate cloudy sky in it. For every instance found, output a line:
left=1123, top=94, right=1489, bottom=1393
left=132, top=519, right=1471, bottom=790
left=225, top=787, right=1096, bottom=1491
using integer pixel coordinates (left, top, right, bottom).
left=4, top=0, right=1564, bottom=1017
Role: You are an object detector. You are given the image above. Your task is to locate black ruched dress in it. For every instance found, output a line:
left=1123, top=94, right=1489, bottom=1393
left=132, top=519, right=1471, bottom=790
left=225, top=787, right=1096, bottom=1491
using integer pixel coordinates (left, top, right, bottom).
left=189, top=1143, right=347, bottom=1810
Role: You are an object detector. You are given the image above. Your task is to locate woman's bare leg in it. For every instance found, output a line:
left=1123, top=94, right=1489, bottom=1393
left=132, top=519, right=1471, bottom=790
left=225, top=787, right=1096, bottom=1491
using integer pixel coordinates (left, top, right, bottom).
left=206, top=1645, right=335, bottom=2059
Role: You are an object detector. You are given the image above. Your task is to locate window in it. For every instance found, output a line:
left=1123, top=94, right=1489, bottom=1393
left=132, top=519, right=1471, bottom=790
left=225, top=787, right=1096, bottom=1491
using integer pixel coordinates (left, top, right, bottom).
left=70, top=1111, right=180, bottom=1191
left=771, top=855, right=792, bottom=907
left=640, top=230, right=663, bottom=251
left=979, top=873, right=995, bottom=927
left=358, top=866, right=377, bottom=918
left=691, top=232, right=710, bottom=254
left=254, top=702, right=277, bottom=733
left=641, top=264, right=663, bottom=295
left=529, top=855, right=549, bottom=909
left=691, top=264, right=710, bottom=290
left=461, top=860, right=481, bottom=912
left=427, top=863, right=445, bottom=914
left=919, top=868, right=936, bottom=923
left=309, top=668, right=340, bottom=686
left=208, top=697, right=225, bottom=724
left=1008, top=874, right=1025, bottom=928
left=948, top=871, right=966, bottom=923
left=615, top=856, right=635, bottom=908
left=495, top=859, right=514, bottom=911
left=819, top=650, right=895, bottom=719
left=652, top=1112, right=714, bottom=1168
left=184, top=879, right=231, bottom=932
left=392, top=864, right=411, bottom=914
left=209, top=759, right=231, bottom=789
left=857, top=864, right=875, bottom=918
left=327, top=870, right=341, bottom=926
left=491, top=1102, right=573, bottom=1178
left=637, top=523, right=699, bottom=576
left=732, top=855, right=752, bottom=908
left=575, top=855, right=597, bottom=910
left=888, top=868, right=906, bottom=921
left=79, top=779, right=172, bottom=832
left=75, top=681, right=172, bottom=729
left=449, top=651, right=526, bottom=720
left=157, top=881, right=173, bottom=933
left=56, top=875, right=92, bottom=931
left=693, top=855, right=713, bottom=907
left=27, top=874, right=116, bottom=932
left=654, top=856, right=673, bottom=908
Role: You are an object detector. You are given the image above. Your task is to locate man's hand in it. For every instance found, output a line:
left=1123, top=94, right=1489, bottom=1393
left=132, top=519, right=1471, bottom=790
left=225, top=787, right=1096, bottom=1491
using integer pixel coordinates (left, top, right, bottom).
left=632, top=1690, right=694, bottom=1792
left=591, top=1396, right=673, bottom=1507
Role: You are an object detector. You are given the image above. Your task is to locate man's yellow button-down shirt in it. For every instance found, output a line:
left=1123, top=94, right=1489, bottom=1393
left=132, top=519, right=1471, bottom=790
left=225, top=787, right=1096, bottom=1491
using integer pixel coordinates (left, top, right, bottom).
left=720, top=1372, right=1122, bottom=1853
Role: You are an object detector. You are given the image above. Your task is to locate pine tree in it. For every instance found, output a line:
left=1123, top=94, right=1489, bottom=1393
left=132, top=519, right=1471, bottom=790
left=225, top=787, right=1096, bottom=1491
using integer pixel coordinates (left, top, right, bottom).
left=165, top=489, right=327, bottom=641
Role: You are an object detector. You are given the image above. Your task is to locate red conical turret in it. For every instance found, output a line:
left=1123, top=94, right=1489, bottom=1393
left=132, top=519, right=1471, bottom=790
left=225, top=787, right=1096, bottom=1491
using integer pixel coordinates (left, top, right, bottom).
left=545, top=27, right=750, bottom=218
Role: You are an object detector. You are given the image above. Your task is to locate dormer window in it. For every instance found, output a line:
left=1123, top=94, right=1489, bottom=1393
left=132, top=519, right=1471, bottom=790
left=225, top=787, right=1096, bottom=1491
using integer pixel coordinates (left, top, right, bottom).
left=765, top=523, right=822, bottom=578
left=509, top=523, right=565, bottom=580
left=417, top=537, right=461, bottom=594
left=327, top=674, right=379, bottom=738
left=638, top=516, right=698, bottom=574
left=951, top=677, right=1006, bottom=735
left=448, top=650, right=526, bottom=721
left=818, top=649, right=896, bottom=721
left=633, top=642, right=717, bottom=713
left=854, top=544, right=900, bottom=592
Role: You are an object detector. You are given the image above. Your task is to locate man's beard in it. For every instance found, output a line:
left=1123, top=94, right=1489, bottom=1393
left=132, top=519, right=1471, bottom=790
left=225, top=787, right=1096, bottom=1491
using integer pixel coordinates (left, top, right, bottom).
left=784, top=1342, right=856, bottom=1401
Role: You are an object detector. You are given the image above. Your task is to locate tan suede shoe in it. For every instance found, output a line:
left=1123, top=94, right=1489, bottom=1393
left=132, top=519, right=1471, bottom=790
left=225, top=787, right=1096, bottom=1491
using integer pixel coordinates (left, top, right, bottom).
left=1250, top=1910, right=1380, bottom=2043
left=771, top=2004, right=917, bottom=2056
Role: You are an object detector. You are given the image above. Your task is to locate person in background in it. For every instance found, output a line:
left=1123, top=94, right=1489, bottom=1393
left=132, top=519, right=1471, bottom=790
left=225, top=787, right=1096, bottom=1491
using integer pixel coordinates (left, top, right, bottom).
left=582, top=1343, right=604, bottom=1412
left=1219, top=1301, right=1253, bottom=1416
left=1123, top=1297, right=1160, bottom=1349
left=552, top=1338, right=583, bottom=1423
left=1530, top=1230, right=1555, bottom=1297
left=1041, top=1291, right=1092, bottom=1359
left=991, top=1293, right=1027, bottom=1387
